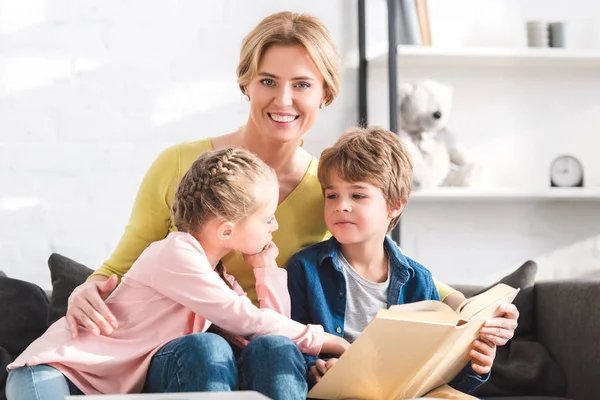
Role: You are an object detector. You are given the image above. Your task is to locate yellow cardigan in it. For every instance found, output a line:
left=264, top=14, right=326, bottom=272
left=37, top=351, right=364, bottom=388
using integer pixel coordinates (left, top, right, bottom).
left=94, top=138, right=457, bottom=303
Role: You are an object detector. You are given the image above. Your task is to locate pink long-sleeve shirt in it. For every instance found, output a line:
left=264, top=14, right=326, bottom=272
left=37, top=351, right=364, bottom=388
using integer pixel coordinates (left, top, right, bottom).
left=8, top=232, right=324, bottom=394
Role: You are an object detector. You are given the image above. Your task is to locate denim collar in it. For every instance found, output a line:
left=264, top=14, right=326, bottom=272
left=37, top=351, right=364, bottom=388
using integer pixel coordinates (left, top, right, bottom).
left=316, top=235, right=415, bottom=279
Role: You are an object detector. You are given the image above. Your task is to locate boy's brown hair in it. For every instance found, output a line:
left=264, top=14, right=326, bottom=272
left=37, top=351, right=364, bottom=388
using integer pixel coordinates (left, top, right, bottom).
left=317, top=125, right=413, bottom=232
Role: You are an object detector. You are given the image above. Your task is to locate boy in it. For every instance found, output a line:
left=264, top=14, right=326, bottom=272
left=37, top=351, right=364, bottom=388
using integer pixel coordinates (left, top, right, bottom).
left=287, top=126, right=496, bottom=394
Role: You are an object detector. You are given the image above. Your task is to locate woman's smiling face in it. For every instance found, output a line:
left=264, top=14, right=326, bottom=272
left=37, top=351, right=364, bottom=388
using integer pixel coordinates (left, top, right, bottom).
left=244, top=44, right=325, bottom=144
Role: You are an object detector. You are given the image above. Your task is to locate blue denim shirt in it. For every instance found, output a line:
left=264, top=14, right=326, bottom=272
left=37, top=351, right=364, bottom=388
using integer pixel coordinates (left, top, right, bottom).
left=287, top=235, right=489, bottom=394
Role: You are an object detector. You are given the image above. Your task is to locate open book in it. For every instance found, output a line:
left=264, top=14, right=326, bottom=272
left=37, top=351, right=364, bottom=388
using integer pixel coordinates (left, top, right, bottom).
left=307, top=283, right=519, bottom=400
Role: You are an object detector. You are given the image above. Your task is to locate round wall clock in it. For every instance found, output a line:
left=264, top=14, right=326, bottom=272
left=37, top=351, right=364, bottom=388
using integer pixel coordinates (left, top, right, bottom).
left=550, top=155, right=584, bottom=187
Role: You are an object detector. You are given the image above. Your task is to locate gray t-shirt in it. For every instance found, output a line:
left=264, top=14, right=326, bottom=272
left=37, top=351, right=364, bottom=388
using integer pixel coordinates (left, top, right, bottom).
left=338, top=252, right=390, bottom=343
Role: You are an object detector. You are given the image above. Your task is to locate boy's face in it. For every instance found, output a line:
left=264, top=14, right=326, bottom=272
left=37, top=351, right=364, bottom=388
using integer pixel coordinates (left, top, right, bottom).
left=323, top=173, right=397, bottom=246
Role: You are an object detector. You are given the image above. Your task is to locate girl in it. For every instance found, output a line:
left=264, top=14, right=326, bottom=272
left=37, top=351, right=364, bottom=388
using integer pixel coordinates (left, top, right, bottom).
left=6, top=148, right=350, bottom=399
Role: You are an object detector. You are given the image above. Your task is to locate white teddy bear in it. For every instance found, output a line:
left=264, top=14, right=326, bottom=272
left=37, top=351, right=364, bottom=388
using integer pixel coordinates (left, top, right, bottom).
left=398, top=79, right=481, bottom=190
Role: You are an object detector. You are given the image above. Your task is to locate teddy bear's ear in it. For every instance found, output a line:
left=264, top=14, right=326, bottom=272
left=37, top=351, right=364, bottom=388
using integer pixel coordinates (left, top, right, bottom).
left=397, top=82, right=414, bottom=103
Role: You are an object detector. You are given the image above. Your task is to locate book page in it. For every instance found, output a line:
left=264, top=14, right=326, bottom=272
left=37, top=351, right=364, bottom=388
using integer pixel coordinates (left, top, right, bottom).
left=382, top=300, right=459, bottom=324
left=423, top=384, right=479, bottom=399
left=457, top=283, right=519, bottom=320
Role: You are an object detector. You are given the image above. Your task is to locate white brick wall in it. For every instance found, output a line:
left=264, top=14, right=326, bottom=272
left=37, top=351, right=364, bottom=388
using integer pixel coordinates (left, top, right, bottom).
left=0, top=0, right=356, bottom=288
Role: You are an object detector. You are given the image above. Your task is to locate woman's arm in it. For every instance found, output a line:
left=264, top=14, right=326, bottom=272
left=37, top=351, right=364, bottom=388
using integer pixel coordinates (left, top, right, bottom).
left=434, top=278, right=462, bottom=304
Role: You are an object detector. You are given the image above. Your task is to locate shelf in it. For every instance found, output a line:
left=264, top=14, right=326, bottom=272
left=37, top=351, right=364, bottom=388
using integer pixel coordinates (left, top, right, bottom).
left=352, top=44, right=600, bottom=69
left=409, top=187, right=600, bottom=203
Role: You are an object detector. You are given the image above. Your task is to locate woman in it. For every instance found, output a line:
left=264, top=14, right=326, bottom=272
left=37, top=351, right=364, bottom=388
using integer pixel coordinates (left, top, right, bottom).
left=65, top=11, right=518, bottom=399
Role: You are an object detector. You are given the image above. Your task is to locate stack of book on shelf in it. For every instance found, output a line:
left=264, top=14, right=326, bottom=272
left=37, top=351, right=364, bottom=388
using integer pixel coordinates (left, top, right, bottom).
left=400, top=0, right=432, bottom=46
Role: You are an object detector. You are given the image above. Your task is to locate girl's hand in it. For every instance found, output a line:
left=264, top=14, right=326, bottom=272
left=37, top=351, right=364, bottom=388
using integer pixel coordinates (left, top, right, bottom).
left=320, top=332, right=351, bottom=356
left=470, top=338, right=496, bottom=375
left=309, top=358, right=339, bottom=384
left=243, top=241, right=279, bottom=269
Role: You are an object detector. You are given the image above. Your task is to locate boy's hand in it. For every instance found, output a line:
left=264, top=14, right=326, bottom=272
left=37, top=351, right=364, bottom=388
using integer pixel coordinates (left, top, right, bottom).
left=470, top=338, right=496, bottom=375
left=479, top=303, right=519, bottom=346
left=309, top=358, right=339, bottom=384
left=243, top=241, right=279, bottom=269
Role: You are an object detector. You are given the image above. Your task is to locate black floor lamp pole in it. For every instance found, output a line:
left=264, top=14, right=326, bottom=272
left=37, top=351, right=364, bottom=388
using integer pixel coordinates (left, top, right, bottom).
left=387, top=0, right=401, bottom=245
left=357, top=0, right=402, bottom=245
left=358, top=0, right=367, bottom=127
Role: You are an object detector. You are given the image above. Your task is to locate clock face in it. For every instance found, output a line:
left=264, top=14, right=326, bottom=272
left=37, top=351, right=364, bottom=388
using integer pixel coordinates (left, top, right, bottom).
left=550, top=155, right=583, bottom=187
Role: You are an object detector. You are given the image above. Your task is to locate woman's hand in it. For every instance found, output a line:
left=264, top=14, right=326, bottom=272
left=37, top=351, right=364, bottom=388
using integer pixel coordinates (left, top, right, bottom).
left=479, top=303, right=520, bottom=346
left=65, top=275, right=119, bottom=338
left=243, top=241, right=279, bottom=269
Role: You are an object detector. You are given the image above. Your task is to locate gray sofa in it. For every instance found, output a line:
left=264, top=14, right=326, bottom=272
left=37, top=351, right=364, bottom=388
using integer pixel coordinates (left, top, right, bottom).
left=1, top=256, right=599, bottom=400
left=456, top=280, right=600, bottom=400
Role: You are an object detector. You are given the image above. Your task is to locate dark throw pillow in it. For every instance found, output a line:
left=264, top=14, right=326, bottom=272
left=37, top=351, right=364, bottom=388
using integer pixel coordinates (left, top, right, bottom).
left=47, top=253, right=94, bottom=325
left=476, top=259, right=537, bottom=339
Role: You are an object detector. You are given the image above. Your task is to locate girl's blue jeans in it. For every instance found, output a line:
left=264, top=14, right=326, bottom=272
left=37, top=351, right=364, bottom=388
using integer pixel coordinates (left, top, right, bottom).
left=6, top=333, right=307, bottom=400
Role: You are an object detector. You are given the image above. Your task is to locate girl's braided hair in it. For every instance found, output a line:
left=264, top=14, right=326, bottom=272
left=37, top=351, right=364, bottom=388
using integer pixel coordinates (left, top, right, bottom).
left=172, top=147, right=275, bottom=234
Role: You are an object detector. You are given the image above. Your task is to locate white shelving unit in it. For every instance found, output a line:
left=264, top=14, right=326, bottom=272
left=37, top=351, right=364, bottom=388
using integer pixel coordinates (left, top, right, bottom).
left=364, top=45, right=600, bottom=69
left=358, top=2, right=600, bottom=284
left=409, top=187, right=600, bottom=203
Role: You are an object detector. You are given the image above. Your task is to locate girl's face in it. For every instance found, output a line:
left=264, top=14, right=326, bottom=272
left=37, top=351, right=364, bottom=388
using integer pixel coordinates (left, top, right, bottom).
left=230, top=178, right=280, bottom=255
left=244, top=44, right=326, bottom=145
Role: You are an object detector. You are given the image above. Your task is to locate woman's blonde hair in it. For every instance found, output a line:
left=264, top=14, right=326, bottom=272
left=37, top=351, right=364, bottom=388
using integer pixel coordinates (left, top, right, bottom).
left=172, top=148, right=276, bottom=234
left=317, top=126, right=413, bottom=233
left=237, top=11, right=341, bottom=106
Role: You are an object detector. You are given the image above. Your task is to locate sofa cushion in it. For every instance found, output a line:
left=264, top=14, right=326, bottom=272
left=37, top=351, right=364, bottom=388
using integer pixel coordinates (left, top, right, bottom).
left=0, top=274, right=50, bottom=400
left=536, top=281, right=600, bottom=400
left=0, top=345, right=12, bottom=400
left=478, top=339, right=568, bottom=398
left=0, top=276, right=49, bottom=357
left=47, top=253, right=94, bottom=325
left=0, top=271, right=6, bottom=277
